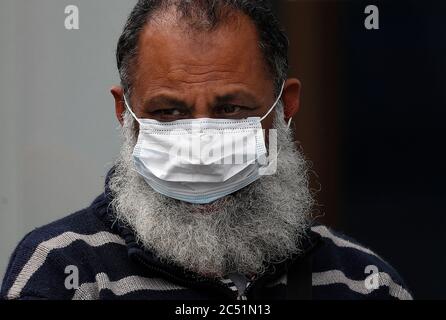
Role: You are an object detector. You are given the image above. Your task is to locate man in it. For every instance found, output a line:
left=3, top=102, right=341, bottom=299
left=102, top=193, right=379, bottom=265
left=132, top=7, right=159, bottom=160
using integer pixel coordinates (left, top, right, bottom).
left=1, top=0, right=411, bottom=300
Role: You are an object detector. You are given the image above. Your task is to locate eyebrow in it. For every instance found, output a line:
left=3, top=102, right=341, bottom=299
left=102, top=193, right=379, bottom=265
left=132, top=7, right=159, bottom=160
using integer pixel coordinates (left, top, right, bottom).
left=143, top=96, right=189, bottom=111
left=142, top=89, right=263, bottom=111
left=215, top=91, right=262, bottom=108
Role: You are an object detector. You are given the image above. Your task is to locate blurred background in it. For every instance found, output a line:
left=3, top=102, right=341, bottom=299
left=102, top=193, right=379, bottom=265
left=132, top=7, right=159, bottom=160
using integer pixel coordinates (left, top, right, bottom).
left=0, top=0, right=444, bottom=299
left=279, top=0, right=446, bottom=299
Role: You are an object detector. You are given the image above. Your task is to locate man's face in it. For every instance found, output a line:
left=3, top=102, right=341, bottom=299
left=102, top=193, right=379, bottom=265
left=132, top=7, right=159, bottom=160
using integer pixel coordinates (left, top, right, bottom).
left=108, top=10, right=310, bottom=278
left=112, top=11, right=301, bottom=130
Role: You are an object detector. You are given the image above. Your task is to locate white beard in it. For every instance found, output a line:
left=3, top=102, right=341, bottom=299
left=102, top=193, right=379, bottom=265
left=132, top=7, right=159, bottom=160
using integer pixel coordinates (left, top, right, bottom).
left=108, top=104, right=314, bottom=278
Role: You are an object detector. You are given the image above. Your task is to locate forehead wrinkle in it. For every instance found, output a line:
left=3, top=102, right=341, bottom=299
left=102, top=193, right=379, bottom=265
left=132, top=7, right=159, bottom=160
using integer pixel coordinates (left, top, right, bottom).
left=130, top=6, right=274, bottom=108
left=163, top=68, right=243, bottom=85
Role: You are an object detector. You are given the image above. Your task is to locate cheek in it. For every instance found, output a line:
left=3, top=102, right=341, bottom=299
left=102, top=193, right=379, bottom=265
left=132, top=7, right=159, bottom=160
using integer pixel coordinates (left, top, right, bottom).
left=261, top=114, right=281, bottom=148
left=261, top=114, right=275, bottom=131
left=263, top=127, right=274, bottom=148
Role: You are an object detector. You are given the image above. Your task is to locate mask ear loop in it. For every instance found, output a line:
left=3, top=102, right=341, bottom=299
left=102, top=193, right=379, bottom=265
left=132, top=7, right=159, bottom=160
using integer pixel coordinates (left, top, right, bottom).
left=287, top=117, right=293, bottom=129
left=260, top=82, right=286, bottom=122
left=123, top=94, right=142, bottom=125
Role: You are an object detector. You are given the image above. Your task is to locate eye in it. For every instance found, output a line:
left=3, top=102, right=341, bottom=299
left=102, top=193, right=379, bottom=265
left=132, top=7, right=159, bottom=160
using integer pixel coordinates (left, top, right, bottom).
left=225, top=105, right=240, bottom=114
left=160, top=109, right=182, bottom=116
left=217, top=105, right=243, bottom=115
left=151, top=108, right=188, bottom=119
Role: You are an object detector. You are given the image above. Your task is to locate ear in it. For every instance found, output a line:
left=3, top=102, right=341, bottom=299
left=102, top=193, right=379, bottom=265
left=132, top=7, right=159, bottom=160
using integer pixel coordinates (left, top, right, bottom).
left=281, top=78, right=301, bottom=124
left=111, top=86, right=125, bottom=126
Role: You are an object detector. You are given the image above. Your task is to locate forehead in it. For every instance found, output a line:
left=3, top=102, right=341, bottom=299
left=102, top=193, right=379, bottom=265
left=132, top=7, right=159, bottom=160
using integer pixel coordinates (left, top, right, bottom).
left=132, top=10, right=272, bottom=95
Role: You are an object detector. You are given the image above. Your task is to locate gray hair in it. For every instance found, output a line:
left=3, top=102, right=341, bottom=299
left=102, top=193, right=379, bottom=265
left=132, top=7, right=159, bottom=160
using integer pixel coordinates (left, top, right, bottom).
left=108, top=105, right=314, bottom=277
left=116, top=0, right=289, bottom=96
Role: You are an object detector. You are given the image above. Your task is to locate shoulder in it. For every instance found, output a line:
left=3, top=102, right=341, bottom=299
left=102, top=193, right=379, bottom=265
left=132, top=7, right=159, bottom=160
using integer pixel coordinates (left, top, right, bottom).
left=0, top=195, right=125, bottom=300
left=310, top=224, right=413, bottom=300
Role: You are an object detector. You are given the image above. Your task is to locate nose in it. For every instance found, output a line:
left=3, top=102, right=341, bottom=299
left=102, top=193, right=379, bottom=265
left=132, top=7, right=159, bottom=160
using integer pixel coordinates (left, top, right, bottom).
left=191, top=95, right=213, bottom=119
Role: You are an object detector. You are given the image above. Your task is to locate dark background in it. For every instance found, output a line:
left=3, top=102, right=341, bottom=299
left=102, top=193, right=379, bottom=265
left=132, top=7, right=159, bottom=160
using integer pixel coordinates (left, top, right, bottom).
left=276, top=0, right=446, bottom=299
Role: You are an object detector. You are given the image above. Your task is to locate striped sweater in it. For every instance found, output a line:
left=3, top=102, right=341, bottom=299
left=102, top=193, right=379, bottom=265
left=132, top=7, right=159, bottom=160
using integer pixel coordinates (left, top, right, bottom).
left=1, top=177, right=412, bottom=300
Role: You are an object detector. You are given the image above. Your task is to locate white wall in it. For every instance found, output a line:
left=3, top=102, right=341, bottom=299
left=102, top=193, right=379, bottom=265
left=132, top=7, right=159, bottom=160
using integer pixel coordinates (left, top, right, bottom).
left=0, top=0, right=137, bottom=284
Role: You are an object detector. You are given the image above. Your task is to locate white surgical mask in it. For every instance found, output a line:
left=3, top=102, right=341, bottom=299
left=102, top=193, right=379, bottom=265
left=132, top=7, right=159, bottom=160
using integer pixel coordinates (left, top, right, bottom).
left=124, top=83, right=287, bottom=204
